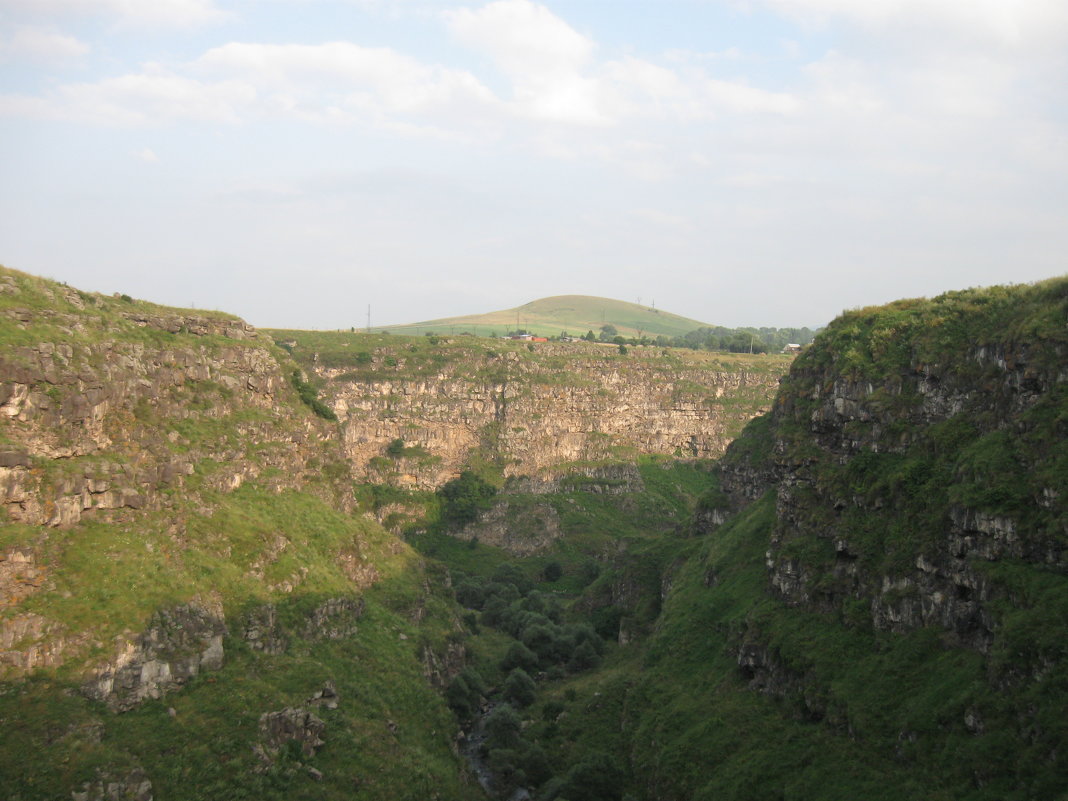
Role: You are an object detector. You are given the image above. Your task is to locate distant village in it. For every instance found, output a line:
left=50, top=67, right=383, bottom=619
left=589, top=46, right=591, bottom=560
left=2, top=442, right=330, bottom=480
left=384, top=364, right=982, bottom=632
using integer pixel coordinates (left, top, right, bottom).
left=501, top=328, right=811, bottom=354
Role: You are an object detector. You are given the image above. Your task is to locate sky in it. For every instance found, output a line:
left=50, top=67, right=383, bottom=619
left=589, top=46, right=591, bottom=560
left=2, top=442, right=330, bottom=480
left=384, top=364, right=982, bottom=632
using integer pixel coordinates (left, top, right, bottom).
left=1, top=0, right=1066, bottom=330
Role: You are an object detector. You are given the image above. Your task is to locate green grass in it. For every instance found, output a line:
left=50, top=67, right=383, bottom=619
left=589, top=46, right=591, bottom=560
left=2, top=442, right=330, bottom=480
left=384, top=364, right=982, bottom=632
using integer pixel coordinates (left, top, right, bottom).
left=0, top=583, right=480, bottom=801
left=0, top=477, right=480, bottom=800
left=0, top=264, right=245, bottom=354
left=367, top=294, right=714, bottom=339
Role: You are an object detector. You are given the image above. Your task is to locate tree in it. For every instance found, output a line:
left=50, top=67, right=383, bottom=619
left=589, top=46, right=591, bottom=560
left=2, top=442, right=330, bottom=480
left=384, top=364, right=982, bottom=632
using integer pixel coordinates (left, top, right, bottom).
left=502, top=668, right=537, bottom=708
left=542, top=561, right=563, bottom=582
left=568, top=639, right=601, bottom=672
left=500, top=641, right=539, bottom=673
left=484, top=704, right=522, bottom=750
left=290, top=370, right=337, bottom=421
left=437, top=470, right=497, bottom=527
left=445, top=675, right=478, bottom=720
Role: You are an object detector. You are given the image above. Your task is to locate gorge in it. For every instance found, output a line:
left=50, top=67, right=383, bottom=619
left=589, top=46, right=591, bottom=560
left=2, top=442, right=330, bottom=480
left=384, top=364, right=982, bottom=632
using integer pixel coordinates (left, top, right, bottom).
left=1, top=265, right=1066, bottom=801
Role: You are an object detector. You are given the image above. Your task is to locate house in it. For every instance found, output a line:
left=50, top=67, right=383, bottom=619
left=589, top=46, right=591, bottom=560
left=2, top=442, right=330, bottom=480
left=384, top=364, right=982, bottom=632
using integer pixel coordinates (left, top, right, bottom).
left=782, top=343, right=803, bottom=354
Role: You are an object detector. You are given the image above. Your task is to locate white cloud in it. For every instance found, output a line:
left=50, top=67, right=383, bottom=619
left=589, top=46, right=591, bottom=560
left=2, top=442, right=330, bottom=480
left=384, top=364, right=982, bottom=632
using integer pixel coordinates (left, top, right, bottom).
left=445, top=0, right=594, bottom=77
left=756, top=0, right=1068, bottom=49
left=134, top=147, right=159, bottom=163
left=195, top=41, right=497, bottom=119
left=0, top=26, right=89, bottom=64
left=1, top=0, right=229, bottom=27
left=444, top=0, right=608, bottom=124
left=49, top=67, right=255, bottom=125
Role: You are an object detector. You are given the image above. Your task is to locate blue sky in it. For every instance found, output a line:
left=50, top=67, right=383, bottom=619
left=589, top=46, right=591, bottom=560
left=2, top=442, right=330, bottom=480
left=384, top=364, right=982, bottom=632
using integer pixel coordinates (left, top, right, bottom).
left=1, top=0, right=1065, bottom=330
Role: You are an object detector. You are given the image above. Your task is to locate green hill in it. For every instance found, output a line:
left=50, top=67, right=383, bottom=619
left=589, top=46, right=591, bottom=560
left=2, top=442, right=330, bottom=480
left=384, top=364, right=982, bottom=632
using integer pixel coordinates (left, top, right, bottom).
left=375, top=295, right=712, bottom=339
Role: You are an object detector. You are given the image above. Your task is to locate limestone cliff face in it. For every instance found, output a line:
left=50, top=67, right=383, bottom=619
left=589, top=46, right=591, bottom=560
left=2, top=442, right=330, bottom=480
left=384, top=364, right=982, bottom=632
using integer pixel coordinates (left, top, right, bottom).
left=322, top=346, right=785, bottom=490
left=0, top=331, right=314, bottom=529
left=716, top=282, right=1068, bottom=662
left=0, top=272, right=356, bottom=679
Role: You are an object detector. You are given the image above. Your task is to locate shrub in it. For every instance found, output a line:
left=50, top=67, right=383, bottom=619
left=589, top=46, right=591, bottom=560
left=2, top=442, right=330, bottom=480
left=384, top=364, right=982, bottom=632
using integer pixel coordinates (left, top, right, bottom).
left=290, top=370, right=338, bottom=421
left=438, top=471, right=497, bottom=527
left=502, top=668, right=537, bottom=708
left=568, top=639, right=601, bottom=672
left=542, top=700, right=565, bottom=722
left=445, top=675, right=476, bottom=719
left=484, top=704, right=523, bottom=750
left=500, top=641, right=539, bottom=673
left=560, top=751, right=624, bottom=801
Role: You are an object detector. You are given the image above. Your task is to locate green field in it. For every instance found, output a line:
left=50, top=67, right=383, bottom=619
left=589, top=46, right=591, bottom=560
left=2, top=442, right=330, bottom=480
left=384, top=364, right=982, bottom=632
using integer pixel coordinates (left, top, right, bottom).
left=373, top=295, right=714, bottom=339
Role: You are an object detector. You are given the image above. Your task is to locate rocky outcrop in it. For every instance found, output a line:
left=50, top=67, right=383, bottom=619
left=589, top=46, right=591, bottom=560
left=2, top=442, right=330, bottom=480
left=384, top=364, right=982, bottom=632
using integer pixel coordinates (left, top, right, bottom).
left=83, top=604, right=227, bottom=711
left=718, top=286, right=1068, bottom=657
left=258, top=707, right=326, bottom=759
left=0, top=611, right=78, bottom=672
left=241, top=604, right=288, bottom=655
left=0, top=331, right=318, bottom=530
left=422, top=640, right=467, bottom=690
left=71, top=767, right=153, bottom=801
left=453, top=500, right=563, bottom=555
left=303, top=597, right=365, bottom=640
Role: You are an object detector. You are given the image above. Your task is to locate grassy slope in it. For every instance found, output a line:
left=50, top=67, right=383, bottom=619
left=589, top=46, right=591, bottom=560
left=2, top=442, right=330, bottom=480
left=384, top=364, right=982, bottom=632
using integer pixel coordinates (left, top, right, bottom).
left=264, top=328, right=790, bottom=378
left=0, top=266, right=479, bottom=800
left=371, top=295, right=713, bottom=339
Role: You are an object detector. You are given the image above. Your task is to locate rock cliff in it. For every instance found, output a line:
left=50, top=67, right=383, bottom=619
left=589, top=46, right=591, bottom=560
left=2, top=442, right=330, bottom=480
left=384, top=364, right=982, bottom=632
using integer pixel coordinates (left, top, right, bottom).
left=274, top=331, right=790, bottom=490
left=720, top=283, right=1067, bottom=657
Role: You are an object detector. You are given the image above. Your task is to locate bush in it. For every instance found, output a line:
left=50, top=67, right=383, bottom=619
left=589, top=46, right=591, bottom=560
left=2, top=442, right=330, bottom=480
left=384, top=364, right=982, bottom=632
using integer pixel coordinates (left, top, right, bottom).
left=438, top=471, right=497, bottom=527
left=501, top=641, right=539, bottom=673
left=492, top=562, right=532, bottom=594
left=484, top=704, right=523, bottom=750
left=445, top=668, right=485, bottom=720
left=568, top=639, right=601, bottom=672
left=502, top=668, right=537, bottom=708
left=290, top=370, right=338, bottom=421
left=560, top=751, right=624, bottom=801
left=542, top=700, right=565, bottom=722
left=455, top=579, right=485, bottom=609
left=542, top=561, right=563, bottom=582
left=445, top=675, right=476, bottom=719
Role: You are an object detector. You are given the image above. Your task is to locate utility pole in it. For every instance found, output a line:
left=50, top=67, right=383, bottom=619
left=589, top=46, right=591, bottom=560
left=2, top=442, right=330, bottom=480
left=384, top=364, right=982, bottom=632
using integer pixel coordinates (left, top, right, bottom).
left=366, top=304, right=371, bottom=333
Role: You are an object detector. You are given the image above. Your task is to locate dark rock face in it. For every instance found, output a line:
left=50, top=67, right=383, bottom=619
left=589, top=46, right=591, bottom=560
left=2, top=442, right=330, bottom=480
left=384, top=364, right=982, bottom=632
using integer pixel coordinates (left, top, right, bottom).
left=241, top=604, right=288, bottom=655
left=71, top=768, right=153, bottom=801
left=717, top=292, right=1068, bottom=657
left=83, top=604, right=227, bottom=711
left=258, top=707, right=326, bottom=759
left=303, top=597, right=365, bottom=640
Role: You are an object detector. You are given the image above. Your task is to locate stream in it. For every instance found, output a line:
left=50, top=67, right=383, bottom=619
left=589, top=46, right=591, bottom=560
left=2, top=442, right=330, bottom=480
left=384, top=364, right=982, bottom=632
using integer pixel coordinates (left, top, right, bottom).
left=460, top=704, right=532, bottom=801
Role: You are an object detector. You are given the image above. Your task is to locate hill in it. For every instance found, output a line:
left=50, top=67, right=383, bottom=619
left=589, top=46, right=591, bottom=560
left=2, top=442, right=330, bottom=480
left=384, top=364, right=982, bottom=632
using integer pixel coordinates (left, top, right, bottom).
left=374, top=294, right=713, bottom=339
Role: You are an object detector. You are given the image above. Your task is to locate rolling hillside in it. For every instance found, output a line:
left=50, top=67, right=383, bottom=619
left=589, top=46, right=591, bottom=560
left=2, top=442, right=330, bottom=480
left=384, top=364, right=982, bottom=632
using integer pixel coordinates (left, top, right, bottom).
left=374, top=295, right=712, bottom=339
